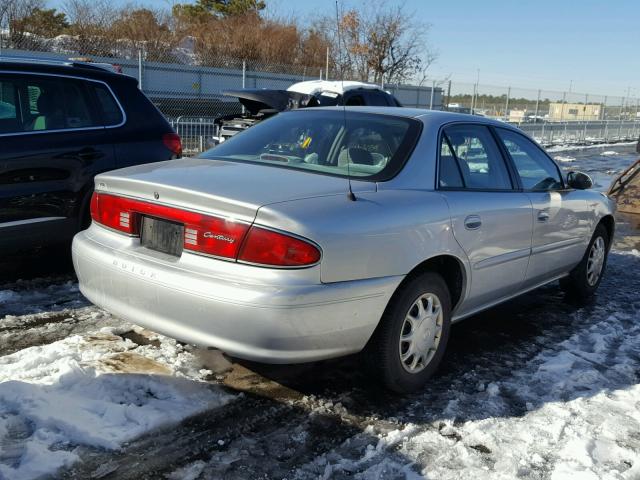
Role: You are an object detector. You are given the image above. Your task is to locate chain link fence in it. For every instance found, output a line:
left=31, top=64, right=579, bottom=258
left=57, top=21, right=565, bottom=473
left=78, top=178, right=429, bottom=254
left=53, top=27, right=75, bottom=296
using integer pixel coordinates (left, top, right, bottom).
left=444, top=81, right=640, bottom=146
left=2, top=33, right=639, bottom=154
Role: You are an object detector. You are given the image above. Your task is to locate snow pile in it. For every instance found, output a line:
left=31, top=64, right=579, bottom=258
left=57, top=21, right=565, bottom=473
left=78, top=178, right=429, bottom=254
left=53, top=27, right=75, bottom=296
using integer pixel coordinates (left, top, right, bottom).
left=0, top=332, right=232, bottom=480
left=0, top=279, right=86, bottom=317
left=553, top=155, right=576, bottom=163
left=546, top=141, right=636, bottom=153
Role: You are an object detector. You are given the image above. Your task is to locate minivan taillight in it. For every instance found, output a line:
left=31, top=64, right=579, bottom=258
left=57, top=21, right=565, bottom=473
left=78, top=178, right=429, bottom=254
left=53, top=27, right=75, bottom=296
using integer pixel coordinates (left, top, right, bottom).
left=238, top=226, right=321, bottom=267
left=163, top=133, right=182, bottom=157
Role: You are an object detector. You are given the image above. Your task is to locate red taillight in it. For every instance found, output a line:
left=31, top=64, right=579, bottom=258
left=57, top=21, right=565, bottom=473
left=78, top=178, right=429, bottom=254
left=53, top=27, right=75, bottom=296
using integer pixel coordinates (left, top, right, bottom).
left=163, top=133, right=182, bottom=157
left=90, top=192, right=249, bottom=257
left=90, top=192, right=138, bottom=235
left=90, top=193, right=320, bottom=267
left=183, top=216, right=249, bottom=259
left=238, top=226, right=321, bottom=267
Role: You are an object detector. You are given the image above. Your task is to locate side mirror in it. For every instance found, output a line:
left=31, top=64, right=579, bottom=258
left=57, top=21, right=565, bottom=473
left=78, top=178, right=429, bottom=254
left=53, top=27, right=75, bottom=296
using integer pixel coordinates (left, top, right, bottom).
left=566, top=171, right=593, bottom=190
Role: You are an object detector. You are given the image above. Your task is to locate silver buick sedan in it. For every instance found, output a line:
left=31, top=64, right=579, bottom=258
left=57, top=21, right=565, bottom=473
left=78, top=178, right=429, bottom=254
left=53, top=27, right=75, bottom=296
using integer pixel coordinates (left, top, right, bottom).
left=72, top=108, right=615, bottom=393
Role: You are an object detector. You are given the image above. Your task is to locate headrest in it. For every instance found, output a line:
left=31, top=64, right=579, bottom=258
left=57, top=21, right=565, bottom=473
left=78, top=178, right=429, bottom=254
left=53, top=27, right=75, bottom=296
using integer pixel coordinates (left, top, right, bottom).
left=37, top=93, right=61, bottom=116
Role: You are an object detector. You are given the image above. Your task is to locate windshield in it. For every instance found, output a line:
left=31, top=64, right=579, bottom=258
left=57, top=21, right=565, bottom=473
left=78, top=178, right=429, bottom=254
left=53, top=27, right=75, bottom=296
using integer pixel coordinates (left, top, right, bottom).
left=200, top=110, right=421, bottom=181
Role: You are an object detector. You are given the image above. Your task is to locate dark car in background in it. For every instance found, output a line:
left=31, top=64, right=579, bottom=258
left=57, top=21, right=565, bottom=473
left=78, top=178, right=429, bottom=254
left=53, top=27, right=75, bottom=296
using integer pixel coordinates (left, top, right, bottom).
left=0, top=58, right=182, bottom=253
left=212, top=80, right=402, bottom=144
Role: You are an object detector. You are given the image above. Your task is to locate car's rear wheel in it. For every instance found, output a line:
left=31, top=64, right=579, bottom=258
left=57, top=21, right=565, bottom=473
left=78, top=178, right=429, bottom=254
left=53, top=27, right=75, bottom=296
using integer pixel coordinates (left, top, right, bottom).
left=560, top=224, right=609, bottom=301
left=366, top=272, right=451, bottom=393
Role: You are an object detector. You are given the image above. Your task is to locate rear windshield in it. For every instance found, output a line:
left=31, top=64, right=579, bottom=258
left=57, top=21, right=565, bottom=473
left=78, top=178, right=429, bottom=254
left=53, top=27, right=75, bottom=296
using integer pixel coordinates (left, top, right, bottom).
left=200, top=110, right=421, bottom=181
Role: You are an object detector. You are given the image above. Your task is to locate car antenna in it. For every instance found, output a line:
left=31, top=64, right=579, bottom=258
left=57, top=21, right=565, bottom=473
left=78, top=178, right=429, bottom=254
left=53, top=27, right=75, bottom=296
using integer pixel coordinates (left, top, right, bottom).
left=336, top=0, right=356, bottom=201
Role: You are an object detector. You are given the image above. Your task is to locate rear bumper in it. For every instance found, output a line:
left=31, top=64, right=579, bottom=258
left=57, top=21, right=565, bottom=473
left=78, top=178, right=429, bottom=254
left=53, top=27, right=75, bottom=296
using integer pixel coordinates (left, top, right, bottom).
left=72, top=227, right=402, bottom=363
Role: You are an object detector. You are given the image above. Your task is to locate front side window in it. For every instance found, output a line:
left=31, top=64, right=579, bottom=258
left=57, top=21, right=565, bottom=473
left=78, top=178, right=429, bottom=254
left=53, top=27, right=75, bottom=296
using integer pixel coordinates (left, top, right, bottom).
left=442, top=124, right=513, bottom=190
left=201, top=110, right=421, bottom=181
left=496, top=128, right=563, bottom=191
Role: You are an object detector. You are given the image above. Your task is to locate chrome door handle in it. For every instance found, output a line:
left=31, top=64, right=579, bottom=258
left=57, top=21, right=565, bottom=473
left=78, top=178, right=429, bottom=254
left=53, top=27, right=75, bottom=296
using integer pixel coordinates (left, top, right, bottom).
left=464, top=215, right=482, bottom=230
left=537, top=210, right=550, bottom=222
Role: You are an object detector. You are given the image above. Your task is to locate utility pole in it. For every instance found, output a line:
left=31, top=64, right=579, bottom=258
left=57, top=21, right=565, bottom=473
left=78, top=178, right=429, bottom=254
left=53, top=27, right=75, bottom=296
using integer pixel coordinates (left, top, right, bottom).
left=326, top=47, right=329, bottom=81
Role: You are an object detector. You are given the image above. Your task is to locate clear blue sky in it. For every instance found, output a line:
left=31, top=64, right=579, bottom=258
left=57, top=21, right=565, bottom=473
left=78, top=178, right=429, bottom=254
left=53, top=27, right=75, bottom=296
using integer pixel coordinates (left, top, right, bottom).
left=49, top=0, right=639, bottom=97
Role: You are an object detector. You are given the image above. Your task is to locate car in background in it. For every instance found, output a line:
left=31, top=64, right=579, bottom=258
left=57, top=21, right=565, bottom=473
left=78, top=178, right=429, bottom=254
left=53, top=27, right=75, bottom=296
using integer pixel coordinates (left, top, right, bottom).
left=73, top=108, right=614, bottom=393
left=212, top=80, right=401, bottom=144
left=0, top=57, right=182, bottom=253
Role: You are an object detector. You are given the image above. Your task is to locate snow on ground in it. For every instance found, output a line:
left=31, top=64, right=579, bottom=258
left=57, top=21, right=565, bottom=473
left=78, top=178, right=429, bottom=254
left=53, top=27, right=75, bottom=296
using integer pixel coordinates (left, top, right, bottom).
left=601, top=150, right=620, bottom=156
left=2, top=200, right=640, bottom=478
left=0, top=278, right=234, bottom=480
left=0, top=278, right=85, bottom=318
left=546, top=141, right=636, bottom=153
left=290, top=250, right=640, bottom=480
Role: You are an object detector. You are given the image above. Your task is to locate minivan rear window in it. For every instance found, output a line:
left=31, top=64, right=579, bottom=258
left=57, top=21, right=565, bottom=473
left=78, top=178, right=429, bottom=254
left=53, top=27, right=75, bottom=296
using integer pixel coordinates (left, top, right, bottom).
left=200, top=110, right=421, bottom=181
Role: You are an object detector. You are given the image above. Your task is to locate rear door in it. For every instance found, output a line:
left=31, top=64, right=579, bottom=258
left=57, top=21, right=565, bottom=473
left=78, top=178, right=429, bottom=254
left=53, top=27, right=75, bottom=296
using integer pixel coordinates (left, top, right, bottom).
left=494, top=128, right=590, bottom=285
left=0, top=73, right=116, bottom=249
left=437, top=124, right=533, bottom=316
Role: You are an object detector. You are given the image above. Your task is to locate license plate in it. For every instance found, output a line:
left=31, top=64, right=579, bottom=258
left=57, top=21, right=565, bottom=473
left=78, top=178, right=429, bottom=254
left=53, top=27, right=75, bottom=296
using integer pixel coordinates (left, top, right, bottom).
left=140, top=216, right=184, bottom=257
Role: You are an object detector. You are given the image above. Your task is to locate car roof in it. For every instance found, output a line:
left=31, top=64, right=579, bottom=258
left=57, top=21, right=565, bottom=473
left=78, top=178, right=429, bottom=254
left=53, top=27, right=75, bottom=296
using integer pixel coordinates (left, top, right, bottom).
left=302, top=106, right=517, bottom=128
left=287, top=80, right=387, bottom=96
left=0, top=56, right=134, bottom=83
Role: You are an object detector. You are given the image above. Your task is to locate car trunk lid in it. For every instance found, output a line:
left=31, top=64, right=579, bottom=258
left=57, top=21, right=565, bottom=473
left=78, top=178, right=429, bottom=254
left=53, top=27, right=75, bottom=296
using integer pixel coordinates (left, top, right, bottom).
left=94, top=157, right=375, bottom=223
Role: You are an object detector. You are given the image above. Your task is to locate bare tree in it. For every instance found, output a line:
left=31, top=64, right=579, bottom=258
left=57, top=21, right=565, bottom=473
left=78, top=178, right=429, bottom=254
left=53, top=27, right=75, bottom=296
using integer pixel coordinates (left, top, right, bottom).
left=110, top=5, right=176, bottom=61
left=1, top=0, right=46, bottom=47
left=323, top=1, right=437, bottom=85
left=62, top=0, right=115, bottom=55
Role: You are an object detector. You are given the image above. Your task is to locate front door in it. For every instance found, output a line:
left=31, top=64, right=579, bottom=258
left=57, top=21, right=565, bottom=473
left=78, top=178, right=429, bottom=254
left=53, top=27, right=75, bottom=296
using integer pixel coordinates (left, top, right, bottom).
left=493, top=128, right=591, bottom=286
left=438, top=124, right=533, bottom=316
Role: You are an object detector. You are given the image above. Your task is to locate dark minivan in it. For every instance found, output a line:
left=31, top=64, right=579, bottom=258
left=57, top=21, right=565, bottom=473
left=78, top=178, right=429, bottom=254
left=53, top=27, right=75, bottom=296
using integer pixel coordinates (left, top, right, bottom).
left=0, top=58, right=181, bottom=253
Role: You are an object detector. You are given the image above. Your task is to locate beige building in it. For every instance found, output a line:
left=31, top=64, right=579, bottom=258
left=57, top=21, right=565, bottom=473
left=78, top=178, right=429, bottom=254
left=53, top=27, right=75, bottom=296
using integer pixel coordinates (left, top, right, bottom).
left=508, top=109, right=527, bottom=123
left=548, top=102, right=602, bottom=121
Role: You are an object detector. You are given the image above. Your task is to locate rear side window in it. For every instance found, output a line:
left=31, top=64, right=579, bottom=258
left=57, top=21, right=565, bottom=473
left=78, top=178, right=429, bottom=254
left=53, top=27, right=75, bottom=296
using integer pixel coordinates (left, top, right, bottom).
left=25, top=77, right=97, bottom=131
left=495, top=128, right=563, bottom=191
left=345, top=94, right=365, bottom=106
left=93, top=84, right=124, bottom=126
left=438, top=135, right=464, bottom=188
left=0, top=79, right=20, bottom=133
left=18, top=76, right=98, bottom=132
left=441, top=125, right=513, bottom=190
left=0, top=75, right=112, bottom=134
left=365, top=90, right=392, bottom=106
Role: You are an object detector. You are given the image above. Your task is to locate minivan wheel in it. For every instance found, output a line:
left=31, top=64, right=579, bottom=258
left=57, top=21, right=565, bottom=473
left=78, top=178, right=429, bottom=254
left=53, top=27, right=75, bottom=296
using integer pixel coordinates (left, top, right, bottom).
left=560, top=224, right=609, bottom=302
left=366, top=272, right=451, bottom=394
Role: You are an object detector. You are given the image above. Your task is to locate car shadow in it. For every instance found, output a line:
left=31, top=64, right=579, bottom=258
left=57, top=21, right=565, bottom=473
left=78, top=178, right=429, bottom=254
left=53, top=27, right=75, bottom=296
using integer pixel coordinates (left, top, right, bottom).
left=0, top=245, right=74, bottom=285
left=0, top=372, right=419, bottom=479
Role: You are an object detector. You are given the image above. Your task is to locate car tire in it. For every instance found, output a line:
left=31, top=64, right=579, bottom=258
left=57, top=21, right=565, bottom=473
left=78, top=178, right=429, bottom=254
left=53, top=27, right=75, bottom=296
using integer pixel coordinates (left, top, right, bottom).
left=560, top=224, right=609, bottom=302
left=365, top=272, right=451, bottom=394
